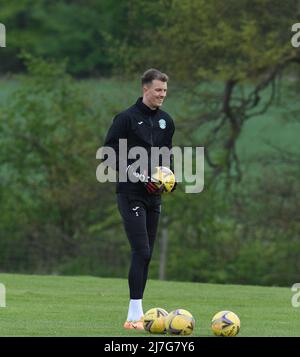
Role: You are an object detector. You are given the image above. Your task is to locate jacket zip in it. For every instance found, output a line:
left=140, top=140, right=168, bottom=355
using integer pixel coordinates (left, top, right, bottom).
left=149, top=116, right=154, bottom=146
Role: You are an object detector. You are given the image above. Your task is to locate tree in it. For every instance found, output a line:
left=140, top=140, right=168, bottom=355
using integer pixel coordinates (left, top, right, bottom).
left=0, top=55, right=121, bottom=272
left=116, top=0, right=300, bottom=184
left=0, top=0, right=132, bottom=75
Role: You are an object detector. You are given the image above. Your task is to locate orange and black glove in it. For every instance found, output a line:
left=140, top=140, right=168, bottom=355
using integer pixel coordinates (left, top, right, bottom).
left=126, top=165, right=165, bottom=195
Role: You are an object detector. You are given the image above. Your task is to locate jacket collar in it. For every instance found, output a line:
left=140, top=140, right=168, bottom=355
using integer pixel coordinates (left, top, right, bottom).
left=136, top=97, right=159, bottom=117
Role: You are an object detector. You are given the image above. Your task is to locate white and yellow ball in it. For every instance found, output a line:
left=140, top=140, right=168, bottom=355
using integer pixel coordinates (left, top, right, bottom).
left=165, top=309, right=195, bottom=335
left=151, top=166, right=176, bottom=193
left=143, top=307, right=169, bottom=334
left=211, top=310, right=240, bottom=337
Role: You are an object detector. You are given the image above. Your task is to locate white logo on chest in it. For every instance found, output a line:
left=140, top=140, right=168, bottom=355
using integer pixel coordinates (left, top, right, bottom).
left=159, top=119, right=166, bottom=129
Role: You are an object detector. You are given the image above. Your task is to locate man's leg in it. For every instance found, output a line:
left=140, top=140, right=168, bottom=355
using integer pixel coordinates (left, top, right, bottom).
left=117, top=194, right=150, bottom=326
left=142, top=198, right=161, bottom=295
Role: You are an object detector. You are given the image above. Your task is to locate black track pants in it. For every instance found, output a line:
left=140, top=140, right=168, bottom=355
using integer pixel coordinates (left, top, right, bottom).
left=117, top=193, right=161, bottom=299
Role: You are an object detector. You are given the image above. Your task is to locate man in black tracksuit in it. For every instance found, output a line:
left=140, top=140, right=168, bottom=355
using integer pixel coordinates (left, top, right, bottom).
left=104, top=69, right=175, bottom=330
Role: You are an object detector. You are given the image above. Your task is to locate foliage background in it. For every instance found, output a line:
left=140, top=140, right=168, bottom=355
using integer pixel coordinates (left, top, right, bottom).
left=0, top=0, right=300, bottom=287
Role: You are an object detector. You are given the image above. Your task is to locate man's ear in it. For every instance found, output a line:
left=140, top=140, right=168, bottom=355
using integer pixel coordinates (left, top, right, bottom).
left=143, top=84, right=149, bottom=94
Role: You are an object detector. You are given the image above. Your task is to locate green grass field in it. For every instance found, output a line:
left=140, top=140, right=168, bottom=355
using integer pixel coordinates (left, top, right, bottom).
left=0, top=273, right=298, bottom=337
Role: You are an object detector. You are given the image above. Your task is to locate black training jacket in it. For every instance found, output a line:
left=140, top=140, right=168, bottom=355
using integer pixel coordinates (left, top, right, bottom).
left=104, top=97, right=175, bottom=194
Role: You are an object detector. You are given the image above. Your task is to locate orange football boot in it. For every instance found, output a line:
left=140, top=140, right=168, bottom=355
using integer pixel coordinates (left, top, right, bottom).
left=123, top=319, right=144, bottom=330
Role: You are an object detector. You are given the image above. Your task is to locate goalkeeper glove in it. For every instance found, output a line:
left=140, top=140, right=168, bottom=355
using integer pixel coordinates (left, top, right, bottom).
left=126, top=165, right=165, bottom=195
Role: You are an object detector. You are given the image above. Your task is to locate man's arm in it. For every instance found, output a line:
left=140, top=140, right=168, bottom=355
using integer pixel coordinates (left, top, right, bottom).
left=166, top=118, right=176, bottom=191
left=104, top=114, right=128, bottom=172
left=166, top=118, right=175, bottom=173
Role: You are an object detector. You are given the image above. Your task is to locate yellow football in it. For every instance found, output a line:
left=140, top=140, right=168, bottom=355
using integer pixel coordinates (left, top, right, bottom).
left=151, top=166, right=176, bottom=193
left=165, top=309, right=195, bottom=335
left=143, top=307, right=169, bottom=334
left=211, top=310, right=240, bottom=337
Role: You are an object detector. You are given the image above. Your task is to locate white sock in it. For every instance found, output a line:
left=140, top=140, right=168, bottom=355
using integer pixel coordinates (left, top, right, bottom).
left=127, top=299, right=144, bottom=322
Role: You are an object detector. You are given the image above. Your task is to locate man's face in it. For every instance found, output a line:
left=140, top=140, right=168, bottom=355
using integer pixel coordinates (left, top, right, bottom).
left=143, top=79, right=167, bottom=109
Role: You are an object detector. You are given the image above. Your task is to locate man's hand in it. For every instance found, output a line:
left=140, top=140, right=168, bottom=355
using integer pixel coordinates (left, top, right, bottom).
left=126, top=165, right=165, bottom=194
left=144, top=180, right=165, bottom=194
